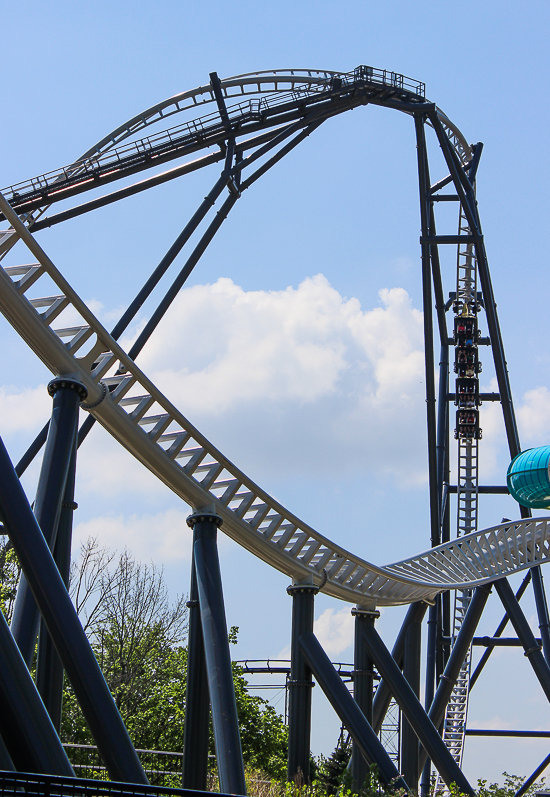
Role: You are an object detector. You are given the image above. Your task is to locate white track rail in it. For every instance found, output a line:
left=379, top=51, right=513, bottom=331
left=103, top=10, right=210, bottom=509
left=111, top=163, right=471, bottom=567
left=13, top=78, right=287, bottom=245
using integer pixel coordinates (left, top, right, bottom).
left=0, top=193, right=549, bottom=607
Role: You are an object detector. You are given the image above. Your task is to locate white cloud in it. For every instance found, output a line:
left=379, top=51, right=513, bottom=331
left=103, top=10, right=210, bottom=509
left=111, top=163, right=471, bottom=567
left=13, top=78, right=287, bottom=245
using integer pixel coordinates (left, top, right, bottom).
left=0, top=384, right=50, bottom=435
left=314, top=607, right=354, bottom=656
left=129, top=275, right=427, bottom=484
left=517, top=386, right=550, bottom=444
left=135, top=275, right=424, bottom=410
left=73, top=507, right=193, bottom=564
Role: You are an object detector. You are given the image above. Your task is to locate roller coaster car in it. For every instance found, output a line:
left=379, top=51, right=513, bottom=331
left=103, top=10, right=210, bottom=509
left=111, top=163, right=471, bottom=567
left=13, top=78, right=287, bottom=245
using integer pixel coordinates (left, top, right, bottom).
left=454, top=347, right=481, bottom=376
left=454, top=316, right=477, bottom=347
left=455, top=409, right=482, bottom=440
left=455, top=378, right=479, bottom=407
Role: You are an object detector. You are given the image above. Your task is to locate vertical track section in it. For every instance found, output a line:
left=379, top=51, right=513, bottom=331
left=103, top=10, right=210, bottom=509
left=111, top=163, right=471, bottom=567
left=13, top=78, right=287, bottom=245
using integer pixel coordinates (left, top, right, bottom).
left=435, top=203, right=481, bottom=790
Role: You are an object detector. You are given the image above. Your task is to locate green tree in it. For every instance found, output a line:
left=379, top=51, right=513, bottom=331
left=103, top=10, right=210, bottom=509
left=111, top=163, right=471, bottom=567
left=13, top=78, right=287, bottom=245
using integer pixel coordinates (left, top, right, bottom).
left=315, top=734, right=352, bottom=796
left=63, top=541, right=188, bottom=749
left=63, top=539, right=288, bottom=781
left=475, top=773, right=546, bottom=797
left=231, top=632, right=288, bottom=780
left=0, top=536, right=20, bottom=621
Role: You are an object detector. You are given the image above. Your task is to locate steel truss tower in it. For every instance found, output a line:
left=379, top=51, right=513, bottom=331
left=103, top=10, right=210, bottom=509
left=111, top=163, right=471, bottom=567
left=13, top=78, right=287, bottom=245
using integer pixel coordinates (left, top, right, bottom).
left=0, top=65, right=550, bottom=797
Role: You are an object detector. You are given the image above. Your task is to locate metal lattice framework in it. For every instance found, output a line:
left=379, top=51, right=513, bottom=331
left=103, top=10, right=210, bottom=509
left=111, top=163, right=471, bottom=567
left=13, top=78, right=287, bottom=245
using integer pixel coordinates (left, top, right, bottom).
left=1, top=65, right=549, bottom=797
left=1, top=200, right=550, bottom=608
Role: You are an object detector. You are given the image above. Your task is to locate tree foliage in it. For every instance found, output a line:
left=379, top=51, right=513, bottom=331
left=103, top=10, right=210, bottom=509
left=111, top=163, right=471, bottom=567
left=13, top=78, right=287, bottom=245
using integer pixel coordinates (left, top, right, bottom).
left=0, top=536, right=20, bottom=622
left=315, top=735, right=352, bottom=796
left=62, top=538, right=288, bottom=780
left=232, top=648, right=288, bottom=779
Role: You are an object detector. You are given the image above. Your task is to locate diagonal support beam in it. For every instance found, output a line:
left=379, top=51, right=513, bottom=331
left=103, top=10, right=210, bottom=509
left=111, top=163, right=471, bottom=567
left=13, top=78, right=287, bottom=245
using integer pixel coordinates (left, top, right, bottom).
left=190, top=511, right=246, bottom=797
left=362, top=623, right=474, bottom=795
left=513, top=751, right=550, bottom=797
left=372, top=601, right=428, bottom=733
left=531, top=567, right=550, bottom=663
left=299, top=631, right=407, bottom=791
left=494, top=578, right=550, bottom=701
left=419, top=585, right=491, bottom=773
left=0, top=434, right=148, bottom=784
left=11, top=380, right=84, bottom=667
left=0, top=607, right=73, bottom=775
left=0, top=734, right=14, bottom=772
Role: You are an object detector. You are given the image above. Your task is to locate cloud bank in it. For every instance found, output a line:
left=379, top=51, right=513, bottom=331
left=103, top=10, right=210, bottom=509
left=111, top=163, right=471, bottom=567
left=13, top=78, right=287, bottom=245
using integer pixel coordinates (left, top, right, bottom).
left=132, top=275, right=428, bottom=484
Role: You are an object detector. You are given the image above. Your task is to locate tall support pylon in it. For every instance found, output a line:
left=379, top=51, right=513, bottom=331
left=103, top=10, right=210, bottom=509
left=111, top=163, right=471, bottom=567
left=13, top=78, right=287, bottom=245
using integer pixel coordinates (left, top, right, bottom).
left=434, top=194, right=481, bottom=792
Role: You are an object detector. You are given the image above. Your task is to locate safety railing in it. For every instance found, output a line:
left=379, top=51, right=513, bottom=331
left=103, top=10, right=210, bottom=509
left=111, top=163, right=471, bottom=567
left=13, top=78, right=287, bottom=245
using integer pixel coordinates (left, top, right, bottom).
left=1, top=65, right=425, bottom=208
left=62, top=744, right=190, bottom=788
left=0, top=770, right=216, bottom=797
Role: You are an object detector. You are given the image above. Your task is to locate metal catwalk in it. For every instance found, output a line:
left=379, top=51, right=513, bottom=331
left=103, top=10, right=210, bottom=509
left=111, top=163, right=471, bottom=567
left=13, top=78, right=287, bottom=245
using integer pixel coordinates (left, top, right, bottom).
left=0, top=65, right=549, bottom=796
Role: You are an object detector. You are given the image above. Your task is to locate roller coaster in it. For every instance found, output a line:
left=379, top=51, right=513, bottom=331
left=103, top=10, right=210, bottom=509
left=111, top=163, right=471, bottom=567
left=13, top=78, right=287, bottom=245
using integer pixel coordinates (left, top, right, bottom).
left=0, top=65, right=549, bottom=797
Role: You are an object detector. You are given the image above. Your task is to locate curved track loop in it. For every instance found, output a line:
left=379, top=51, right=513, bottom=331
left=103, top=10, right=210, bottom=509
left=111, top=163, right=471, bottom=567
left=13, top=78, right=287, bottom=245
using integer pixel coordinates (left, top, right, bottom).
left=0, top=193, right=549, bottom=607
left=80, top=68, right=469, bottom=166
left=1, top=66, right=470, bottom=223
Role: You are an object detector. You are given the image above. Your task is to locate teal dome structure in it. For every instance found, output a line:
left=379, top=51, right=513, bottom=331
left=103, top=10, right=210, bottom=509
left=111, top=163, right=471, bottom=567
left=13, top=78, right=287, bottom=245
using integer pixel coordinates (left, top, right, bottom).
left=507, top=446, right=550, bottom=509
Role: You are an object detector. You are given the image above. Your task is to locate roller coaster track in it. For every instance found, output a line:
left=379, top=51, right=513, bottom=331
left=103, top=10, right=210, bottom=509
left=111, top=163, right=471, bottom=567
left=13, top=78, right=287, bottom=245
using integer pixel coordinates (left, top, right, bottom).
left=0, top=67, right=546, bottom=786
left=0, top=189, right=549, bottom=607
left=0, top=66, right=465, bottom=225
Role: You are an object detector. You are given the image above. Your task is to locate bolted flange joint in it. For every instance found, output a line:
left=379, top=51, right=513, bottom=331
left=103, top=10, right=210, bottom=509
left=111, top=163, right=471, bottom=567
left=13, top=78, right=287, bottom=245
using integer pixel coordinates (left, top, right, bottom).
left=352, top=606, right=380, bottom=619
left=186, top=512, right=223, bottom=530
left=286, top=583, right=319, bottom=597
left=47, top=377, right=88, bottom=402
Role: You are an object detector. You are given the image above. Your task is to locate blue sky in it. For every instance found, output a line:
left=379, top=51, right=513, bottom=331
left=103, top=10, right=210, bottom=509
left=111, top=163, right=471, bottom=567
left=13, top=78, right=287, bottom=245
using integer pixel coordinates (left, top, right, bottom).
left=1, top=0, right=550, bottom=785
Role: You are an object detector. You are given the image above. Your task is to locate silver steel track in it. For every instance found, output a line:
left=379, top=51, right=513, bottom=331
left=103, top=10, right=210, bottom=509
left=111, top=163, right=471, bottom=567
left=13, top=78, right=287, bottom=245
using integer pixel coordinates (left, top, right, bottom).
left=0, top=193, right=548, bottom=609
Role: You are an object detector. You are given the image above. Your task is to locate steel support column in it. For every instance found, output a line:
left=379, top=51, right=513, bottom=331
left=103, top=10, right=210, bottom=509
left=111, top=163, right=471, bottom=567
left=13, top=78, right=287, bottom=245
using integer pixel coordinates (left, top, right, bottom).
left=182, top=548, right=210, bottom=791
left=419, top=585, right=491, bottom=773
left=494, top=578, right=550, bottom=702
left=401, top=609, right=422, bottom=789
left=350, top=606, right=378, bottom=792
left=421, top=598, right=438, bottom=797
left=11, top=379, right=85, bottom=667
left=531, top=567, right=550, bottom=664
left=415, top=113, right=440, bottom=568
left=0, top=433, right=148, bottom=784
left=0, top=607, right=74, bottom=775
left=287, top=580, right=317, bottom=785
left=189, top=512, right=246, bottom=797
left=362, top=623, right=474, bottom=795
left=299, top=631, right=407, bottom=791
left=35, top=447, right=77, bottom=731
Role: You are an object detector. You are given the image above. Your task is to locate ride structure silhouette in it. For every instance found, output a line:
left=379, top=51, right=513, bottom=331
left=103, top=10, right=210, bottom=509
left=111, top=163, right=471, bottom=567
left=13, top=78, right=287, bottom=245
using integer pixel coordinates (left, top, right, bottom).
left=0, top=65, right=549, bottom=797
